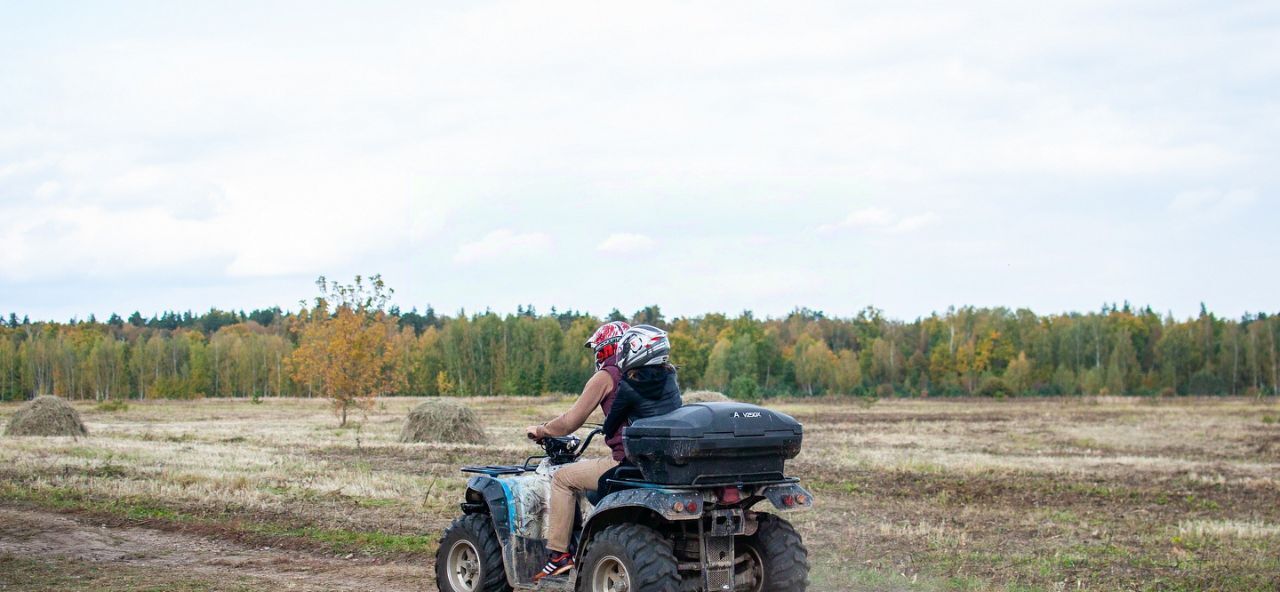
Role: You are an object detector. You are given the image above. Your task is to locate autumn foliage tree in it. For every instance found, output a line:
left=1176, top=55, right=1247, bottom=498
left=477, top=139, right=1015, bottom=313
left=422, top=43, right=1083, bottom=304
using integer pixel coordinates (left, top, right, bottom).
left=3, top=298, right=1279, bottom=402
left=288, top=275, right=405, bottom=426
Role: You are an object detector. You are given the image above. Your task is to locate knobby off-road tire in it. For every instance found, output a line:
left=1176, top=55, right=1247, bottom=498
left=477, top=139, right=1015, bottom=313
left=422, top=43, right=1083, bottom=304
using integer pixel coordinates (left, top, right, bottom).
left=742, top=513, right=809, bottom=592
left=576, top=523, right=680, bottom=592
left=435, top=514, right=512, bottom=592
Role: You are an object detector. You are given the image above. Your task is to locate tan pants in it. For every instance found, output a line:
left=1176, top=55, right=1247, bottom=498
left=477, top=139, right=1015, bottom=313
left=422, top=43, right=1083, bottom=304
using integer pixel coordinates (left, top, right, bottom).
left=546, top=457, right=618, bottom=553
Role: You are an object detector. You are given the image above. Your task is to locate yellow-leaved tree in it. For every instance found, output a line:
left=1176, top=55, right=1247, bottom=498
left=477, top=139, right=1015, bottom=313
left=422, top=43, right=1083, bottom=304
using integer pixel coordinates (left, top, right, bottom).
left=289, top=275, right=405, bottom=426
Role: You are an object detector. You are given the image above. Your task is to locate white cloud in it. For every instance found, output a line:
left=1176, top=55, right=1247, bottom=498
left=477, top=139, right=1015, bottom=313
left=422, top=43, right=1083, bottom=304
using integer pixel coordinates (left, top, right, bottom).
left=597, top=233, right=655, bottom=253
left=1170, top=188, right=1258, bottom=218
left=34, top=181, right=60, bottom=198
left=453, top=230, right=552, bottom=264
left=820, top=208, right=937, bottom=234
left=0, top=204, right=230, bottom=282
left=887, top=212, right=938, bottom=234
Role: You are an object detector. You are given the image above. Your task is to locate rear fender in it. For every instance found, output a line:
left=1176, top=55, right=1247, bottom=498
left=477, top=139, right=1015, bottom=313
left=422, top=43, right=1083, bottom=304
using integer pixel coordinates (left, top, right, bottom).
left=589, top=487, right=705, bottom=523
left=756, top=482, right=814, bottom=512
left=579, top=488, right=703, bottom=557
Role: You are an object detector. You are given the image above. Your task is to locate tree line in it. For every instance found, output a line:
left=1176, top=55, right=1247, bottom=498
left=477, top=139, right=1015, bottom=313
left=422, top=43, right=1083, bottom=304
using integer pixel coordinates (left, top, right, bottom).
left=2, top=287, right=1277, bottom=402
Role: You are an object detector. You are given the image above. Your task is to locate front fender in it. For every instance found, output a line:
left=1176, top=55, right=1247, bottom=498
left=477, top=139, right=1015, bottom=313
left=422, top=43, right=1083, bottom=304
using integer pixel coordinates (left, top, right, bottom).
left=466, top=475, right=515, bottom=540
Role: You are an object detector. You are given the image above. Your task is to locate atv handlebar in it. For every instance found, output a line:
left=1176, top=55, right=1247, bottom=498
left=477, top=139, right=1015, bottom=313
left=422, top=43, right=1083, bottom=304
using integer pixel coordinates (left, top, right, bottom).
left=574, top=426, right=603, bottom=457
left=525, top=426, right=604, bottom=468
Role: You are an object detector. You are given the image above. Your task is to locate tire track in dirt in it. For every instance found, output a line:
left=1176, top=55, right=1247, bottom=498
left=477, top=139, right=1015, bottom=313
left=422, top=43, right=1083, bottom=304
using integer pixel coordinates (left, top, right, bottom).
left=0, top=505, right=431, bottom=592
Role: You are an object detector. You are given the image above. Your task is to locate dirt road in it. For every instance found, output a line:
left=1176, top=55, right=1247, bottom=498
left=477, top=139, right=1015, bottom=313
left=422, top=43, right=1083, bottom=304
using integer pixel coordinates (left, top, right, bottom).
left=0, top=505, right=432, bottom=591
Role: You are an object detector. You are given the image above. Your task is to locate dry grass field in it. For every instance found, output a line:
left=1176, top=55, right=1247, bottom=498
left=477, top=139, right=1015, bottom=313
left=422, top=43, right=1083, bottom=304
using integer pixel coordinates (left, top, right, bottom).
left=2, top=396, right=1279, bottom=591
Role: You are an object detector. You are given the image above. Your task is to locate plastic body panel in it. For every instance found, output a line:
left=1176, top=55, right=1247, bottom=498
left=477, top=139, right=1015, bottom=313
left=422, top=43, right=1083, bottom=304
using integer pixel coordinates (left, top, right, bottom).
left=758, top=482, right=815, bottom=512
left=466, top=462, right=596, bottom=590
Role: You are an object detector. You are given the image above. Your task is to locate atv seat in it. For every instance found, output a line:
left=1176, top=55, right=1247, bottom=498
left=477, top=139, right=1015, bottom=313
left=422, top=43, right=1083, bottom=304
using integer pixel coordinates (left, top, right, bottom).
left=586, top=463, right=644, bottom=505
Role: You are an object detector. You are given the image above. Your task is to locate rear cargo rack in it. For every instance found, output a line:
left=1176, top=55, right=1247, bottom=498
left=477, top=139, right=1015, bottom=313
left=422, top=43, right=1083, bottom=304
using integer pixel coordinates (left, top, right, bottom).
left=690, top=472, right=787, bottom=485
left=605, top=476, right=800, bottom=490
left=461, top=465, right=532, bottom=476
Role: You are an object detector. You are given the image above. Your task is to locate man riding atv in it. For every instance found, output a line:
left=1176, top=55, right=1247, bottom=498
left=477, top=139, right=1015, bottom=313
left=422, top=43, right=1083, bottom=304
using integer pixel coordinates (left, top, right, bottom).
left=524, top=322, right=682, bottom=581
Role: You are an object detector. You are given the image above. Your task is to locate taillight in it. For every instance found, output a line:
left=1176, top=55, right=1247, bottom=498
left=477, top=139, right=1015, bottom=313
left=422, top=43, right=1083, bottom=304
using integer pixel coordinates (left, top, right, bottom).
left=718, top=486, right=742, bottom=504
left=781, top=494, right=795, bottom=507
left=673, top=501, right=685, bottom=512
left=686, top=500, right=699, bottom=513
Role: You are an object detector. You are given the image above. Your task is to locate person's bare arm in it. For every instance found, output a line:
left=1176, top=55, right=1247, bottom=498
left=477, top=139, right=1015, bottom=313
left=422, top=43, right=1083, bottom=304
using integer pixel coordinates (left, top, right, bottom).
left=536, top=371, right=613, bottom=438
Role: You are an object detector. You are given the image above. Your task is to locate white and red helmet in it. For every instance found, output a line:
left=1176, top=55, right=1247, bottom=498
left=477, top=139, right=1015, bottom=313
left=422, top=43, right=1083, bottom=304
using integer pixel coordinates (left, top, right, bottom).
left=585, top=321, right=630, bottom=369
left=616, top=325, right=671, bottom=372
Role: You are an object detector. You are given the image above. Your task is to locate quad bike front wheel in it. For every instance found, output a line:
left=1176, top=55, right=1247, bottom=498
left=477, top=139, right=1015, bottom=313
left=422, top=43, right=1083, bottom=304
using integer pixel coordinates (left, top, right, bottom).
left=436, top=514, right=511, bottom=592
left=738, top=514, right=809, bottom=592
left=577, top=524, right=680, bottom=592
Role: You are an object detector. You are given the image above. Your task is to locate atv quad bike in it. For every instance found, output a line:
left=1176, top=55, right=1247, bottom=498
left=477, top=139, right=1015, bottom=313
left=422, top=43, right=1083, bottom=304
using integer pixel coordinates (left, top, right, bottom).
left=435, top=402, right=813, bottom=592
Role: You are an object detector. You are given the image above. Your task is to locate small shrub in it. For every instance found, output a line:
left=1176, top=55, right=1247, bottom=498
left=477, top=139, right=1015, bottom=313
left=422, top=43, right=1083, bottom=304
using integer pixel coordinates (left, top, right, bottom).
left=1159, top=387, right=1176, bottom=398
left=727, top=376, right=762, bottom=403
left=875, top=383, right=895, bottom=399
left=1188, top=370, right=1224, bottom=396
left=1263, top=415, right=1277, bottom=425
left=95, top=399, right=129, bottom=413
left=977, top=376, right=1012, bottom=398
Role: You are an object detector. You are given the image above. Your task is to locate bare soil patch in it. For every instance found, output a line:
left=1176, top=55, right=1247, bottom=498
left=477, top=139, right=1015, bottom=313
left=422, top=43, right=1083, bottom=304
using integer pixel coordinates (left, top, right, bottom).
left=0, top=506, right=428, bottom=592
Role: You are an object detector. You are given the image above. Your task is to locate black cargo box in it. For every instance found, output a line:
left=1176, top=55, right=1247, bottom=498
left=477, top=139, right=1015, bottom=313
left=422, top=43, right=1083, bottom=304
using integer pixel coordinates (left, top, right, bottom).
left=623, top=402, right=803, bottom=485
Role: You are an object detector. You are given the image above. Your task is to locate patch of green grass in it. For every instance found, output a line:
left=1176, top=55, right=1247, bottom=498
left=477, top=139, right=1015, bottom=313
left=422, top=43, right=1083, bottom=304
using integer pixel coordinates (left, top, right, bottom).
left=0, top=555, right=262, bottom=591
left=1045, top=509, right=1078, bottom=523
left=257, top=483, right=290, bottom=496
left=248, top=523, right=436, bottom=554
left=1066, top=482, right=1115, bottom=497
left=1262, top=414, right=1276, bottom=425
left=0, top=482, right=435, bottom=556
left=1184, top=494, right=1221, bottom=511
left=124, top=503, right=181, bottom=521
left=354, top=496, right=399, bottom=508
left=95, top=399, right=130, bottom=412
left=811, top=553, right=987, bottom=591
left=806, top=478, right=862, bottom=495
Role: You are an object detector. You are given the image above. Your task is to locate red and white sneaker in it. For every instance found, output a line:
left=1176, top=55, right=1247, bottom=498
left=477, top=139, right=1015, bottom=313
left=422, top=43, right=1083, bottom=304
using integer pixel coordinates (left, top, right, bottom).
left=533, top=551, right=574, bottom=581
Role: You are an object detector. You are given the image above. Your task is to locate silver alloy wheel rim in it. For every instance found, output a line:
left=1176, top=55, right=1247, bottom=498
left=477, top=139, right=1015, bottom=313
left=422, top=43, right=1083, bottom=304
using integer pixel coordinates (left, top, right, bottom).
left=591, top=555, right=631, bottom=592
left=447, top=539, right=481, bottom=592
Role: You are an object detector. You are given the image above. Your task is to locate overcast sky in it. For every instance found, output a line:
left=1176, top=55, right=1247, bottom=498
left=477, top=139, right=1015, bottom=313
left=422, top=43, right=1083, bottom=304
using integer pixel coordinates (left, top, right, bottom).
left=2, top=1, right=1277, bottom=322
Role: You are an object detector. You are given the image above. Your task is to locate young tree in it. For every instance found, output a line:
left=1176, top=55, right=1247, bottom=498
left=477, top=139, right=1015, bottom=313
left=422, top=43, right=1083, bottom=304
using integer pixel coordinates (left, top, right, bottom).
left=288, top=276, right=406, bottom=426
left=1156, top=323, right=1195, bottom=395
left=704, top=333, right=758, bottom=392
left=834, top=349, right=862, bottom=394
left=792, top=335, right=836, bottom=396
left=1004, top=351, right=1032, bottom=395
left=1105, top=330, right=1139, bottom=395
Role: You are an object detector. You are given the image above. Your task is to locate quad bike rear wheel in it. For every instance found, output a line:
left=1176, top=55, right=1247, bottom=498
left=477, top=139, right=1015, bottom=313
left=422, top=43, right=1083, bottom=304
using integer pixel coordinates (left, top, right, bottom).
left=739, top=514, right=809, bottom=592
left=577, top=524, right=680, bottom=592
left=436, top=514, right=511, bottom=592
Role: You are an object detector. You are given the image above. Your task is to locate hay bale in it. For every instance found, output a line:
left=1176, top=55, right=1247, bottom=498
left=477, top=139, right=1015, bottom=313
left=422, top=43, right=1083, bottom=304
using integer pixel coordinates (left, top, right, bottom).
left=682, top=390, right=730, bottom=404
left=399, top=399, right=486, bottom=444
left=5, top=395, right=88, bottom=437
